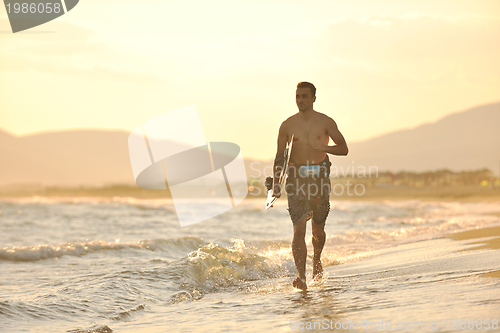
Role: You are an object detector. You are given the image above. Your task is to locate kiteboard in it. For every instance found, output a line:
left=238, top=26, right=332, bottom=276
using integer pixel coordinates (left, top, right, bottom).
left=265, top=134, right=294, bottom=210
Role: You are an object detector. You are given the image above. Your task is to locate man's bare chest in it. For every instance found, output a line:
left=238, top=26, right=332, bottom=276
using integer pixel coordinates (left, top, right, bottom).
left=288, top=121, right=327, bottom=141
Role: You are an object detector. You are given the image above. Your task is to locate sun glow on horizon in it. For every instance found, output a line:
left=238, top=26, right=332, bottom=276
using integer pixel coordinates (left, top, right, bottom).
left=1, top=0, right=499, bottom=160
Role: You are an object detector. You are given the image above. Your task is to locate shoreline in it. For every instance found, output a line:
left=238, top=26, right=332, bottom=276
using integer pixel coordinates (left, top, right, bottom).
left=344, top=185, right=500, bottom=202
left=446, top=226, right=500, bottom=278
left=1, top=185, right=499, bottom=202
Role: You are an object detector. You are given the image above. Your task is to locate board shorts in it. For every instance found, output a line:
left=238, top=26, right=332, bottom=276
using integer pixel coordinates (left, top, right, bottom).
left=285, top=160, right=331, bottom=226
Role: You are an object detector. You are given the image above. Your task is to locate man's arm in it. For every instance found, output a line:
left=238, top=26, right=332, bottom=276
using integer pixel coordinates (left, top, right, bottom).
left=309, top=117, right=348, bottom=155
left=273, top=122, right=288, bottom=197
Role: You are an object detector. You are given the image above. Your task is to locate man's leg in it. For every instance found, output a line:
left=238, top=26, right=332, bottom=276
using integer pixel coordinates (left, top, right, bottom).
left=311, top=221, right=326, bottom=279
left=292, top=215, right=308, bottom=290
left=311, top=178, right=330, bottom=279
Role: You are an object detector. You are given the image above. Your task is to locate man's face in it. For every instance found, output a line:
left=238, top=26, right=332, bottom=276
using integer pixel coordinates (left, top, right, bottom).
left=296, top=87, right=316, bottom=112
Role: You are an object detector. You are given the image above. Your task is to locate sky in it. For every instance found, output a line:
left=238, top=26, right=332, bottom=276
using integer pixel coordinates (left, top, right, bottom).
left=1, top=0, right=499, bottom=160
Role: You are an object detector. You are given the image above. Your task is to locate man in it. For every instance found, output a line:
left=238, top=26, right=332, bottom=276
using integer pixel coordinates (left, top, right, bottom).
left=273, top=82, right=348, bottom=290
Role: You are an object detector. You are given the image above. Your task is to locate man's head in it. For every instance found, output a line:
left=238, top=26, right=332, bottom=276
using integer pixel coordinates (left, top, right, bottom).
left=296, top=81, right=316, bottom=112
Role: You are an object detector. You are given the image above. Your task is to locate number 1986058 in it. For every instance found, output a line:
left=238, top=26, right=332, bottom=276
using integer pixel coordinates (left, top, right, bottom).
left=6, top=3, right=62, bottom=14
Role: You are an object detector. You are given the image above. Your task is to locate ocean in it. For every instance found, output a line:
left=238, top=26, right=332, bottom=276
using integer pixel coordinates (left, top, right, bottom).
left=1, top=197, right=499, bottom=332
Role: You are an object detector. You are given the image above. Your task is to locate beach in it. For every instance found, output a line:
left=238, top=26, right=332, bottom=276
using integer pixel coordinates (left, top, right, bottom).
left=2, top=0, right=500, bottom=331
left=1, top=196, right=499, bottom=332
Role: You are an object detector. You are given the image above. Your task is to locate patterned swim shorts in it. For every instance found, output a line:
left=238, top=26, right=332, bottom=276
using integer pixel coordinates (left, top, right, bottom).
left=285, top=175, right=331, bottom=226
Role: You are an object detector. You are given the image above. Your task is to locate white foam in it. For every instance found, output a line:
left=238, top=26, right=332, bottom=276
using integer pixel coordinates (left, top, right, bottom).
left=0, top=237, right=205, bottom=262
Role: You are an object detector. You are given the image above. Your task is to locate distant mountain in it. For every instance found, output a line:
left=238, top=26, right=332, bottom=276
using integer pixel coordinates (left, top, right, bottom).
left=0, top=102, right=499, bottom=187
left=331, top=102, right=500, bottom=174
left=0, top=129, right=133, bottom=187
left=0, top=128, right=272, bottom=187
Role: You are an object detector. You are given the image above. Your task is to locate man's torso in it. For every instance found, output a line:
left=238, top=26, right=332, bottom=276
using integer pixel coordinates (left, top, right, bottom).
left=284, top=111, right=330, bottom=165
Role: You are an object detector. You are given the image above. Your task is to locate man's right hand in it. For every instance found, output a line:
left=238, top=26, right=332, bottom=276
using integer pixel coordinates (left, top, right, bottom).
left=273, top=183, right=282, bottom=198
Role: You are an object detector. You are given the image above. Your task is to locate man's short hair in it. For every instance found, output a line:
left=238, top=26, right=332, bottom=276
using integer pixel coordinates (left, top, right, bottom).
left=296, top=82, right=316, bottom=97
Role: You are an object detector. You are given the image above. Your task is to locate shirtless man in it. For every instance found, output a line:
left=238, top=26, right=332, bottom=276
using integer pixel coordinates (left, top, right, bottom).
left=273, top=82, right=348, bottom=290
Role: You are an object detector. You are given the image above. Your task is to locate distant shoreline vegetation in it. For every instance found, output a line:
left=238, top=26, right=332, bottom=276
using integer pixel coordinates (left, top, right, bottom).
left=363, top=168, right=498, bottom=187
left=1, top=168, right=499, bottom=201
left=0, top=184, right=173, bottom=199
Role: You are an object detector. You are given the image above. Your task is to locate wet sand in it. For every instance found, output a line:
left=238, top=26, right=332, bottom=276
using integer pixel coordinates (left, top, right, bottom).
left=316, top=224, right=500, bottom=332
left=446, top=226, right=500, bottom=278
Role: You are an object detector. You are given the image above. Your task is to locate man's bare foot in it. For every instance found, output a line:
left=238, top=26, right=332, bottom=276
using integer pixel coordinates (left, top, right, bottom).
left=292, top=277, right=307, bottom=290
left=312, top=258, right=323, bottom=280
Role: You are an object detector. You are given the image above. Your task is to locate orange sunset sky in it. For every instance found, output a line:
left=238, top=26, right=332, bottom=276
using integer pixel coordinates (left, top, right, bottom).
left=1, top=0, right=499, bottom=160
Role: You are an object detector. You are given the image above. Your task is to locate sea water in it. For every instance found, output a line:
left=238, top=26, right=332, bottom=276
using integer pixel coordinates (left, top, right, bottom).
left=1, top=198, right=499, bottom=332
